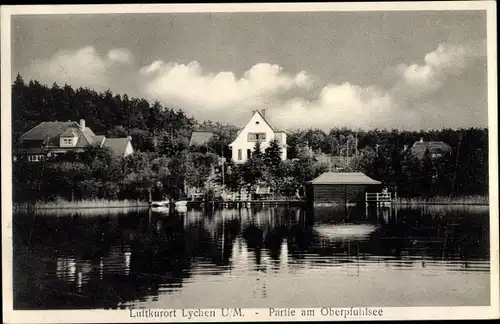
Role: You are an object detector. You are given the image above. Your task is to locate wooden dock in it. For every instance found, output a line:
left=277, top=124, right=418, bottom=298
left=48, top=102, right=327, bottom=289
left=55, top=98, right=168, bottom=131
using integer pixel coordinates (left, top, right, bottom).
left=365, top=192, right=393, bottom=206
left=189, top=199, right=306, bottom=208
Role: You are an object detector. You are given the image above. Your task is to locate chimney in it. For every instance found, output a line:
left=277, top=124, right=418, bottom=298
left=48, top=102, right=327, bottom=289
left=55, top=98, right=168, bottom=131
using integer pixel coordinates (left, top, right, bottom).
left=419, top=137, right=424, bottom=143
left=79, top=119, right=85, bottom=131
left=261, top=109, right=266, bottom=118
left=127, top=136, right=132, bottom=141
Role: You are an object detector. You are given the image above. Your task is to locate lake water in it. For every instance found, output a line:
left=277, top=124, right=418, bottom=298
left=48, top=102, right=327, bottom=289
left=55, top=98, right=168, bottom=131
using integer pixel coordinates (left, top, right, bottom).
left=12, top=204, right=490, bottom=309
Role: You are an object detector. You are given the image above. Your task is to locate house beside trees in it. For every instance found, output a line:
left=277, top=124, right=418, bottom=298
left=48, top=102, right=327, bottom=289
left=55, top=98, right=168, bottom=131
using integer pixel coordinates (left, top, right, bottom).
left=14, top=118, right=134, bottom=162
left=11, top=75, right=489, bottom=204
left=228, top=109, right=287, bottom=164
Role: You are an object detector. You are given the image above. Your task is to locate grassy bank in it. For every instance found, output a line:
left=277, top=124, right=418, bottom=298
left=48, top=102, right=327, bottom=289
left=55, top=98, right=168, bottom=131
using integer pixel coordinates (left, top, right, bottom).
left=14, top=198, right=150, bottom=211
left=393, top=195, right=489, bottom=206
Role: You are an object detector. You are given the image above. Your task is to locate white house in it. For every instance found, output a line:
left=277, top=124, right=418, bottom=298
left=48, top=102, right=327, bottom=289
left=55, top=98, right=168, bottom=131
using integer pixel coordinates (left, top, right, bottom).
left=229, top=109, right=287, bottom=164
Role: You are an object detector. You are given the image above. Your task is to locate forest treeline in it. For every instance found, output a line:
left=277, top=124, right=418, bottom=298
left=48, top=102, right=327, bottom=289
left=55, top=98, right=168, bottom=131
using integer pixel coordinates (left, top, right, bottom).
left=11, top=75, right=489, bottom=202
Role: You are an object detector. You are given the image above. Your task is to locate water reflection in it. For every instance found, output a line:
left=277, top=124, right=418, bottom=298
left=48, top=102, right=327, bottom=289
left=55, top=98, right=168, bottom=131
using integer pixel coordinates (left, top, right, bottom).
left=13, top=205, right=490, bottom=309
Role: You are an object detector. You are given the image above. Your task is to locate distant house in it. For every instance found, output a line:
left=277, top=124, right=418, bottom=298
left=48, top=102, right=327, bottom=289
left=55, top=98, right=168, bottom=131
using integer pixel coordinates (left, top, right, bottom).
left=15, top=119, right=134, bottom=162
left=229, top=109, right=287, bottom=164
left=189, top=131, right=215, bottom=147
left=409, top=138, right=452, bottom=160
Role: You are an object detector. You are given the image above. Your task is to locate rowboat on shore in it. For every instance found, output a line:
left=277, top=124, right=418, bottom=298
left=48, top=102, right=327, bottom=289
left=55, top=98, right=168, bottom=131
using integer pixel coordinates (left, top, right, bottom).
left=150, top=199, right=169, bottom=207
left=151, top=205, right=169, bottom=213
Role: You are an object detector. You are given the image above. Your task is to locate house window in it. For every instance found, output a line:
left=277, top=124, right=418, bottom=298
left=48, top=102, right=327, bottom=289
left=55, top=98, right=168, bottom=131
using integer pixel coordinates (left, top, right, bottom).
left=247, top=149, right=251, bottom=159
left=248, top=132, right=266, bottom=142
left=28, top=155, right=44, bottom=162
left=255, top=121, right=260, bottom=124
left=238, top=149, right=242, bottom=160
left=62, top=138, right=73, bottom=145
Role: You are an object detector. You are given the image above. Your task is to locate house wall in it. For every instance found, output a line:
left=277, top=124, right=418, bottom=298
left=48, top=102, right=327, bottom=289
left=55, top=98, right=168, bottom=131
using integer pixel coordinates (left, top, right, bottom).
left=230, top=112, right=286, bottom=164
left=124, top=142, right=134, bottom=157
left=274, top=132, right=287, bottom=161
left=307, top=184, right=372, bottom=203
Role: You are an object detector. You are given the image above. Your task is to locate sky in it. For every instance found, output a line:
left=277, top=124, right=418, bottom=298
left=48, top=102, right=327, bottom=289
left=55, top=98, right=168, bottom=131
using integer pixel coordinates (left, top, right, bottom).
left=11, top=10, right=488, bottom=131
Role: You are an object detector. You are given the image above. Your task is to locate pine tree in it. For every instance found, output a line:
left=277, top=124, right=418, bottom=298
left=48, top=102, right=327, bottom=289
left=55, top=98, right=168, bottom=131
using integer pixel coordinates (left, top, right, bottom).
left=264, top=139, right=282, bottom=169
left=253, top=140, right=263, bottom=159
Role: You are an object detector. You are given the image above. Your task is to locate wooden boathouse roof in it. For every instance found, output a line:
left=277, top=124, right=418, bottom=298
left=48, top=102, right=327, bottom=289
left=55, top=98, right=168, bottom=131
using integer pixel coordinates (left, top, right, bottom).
left=307, top=172, right=381, bottom=185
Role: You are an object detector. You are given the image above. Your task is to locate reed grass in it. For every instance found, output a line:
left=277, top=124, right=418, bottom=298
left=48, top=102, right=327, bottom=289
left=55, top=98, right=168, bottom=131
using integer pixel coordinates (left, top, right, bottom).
left=394, top=203, right=489, bottom=215
left=393, top=195, right=489, bottom=206
left=25, top=206, right=149, bottom=217
left=14, top=198, right=150, bottom=211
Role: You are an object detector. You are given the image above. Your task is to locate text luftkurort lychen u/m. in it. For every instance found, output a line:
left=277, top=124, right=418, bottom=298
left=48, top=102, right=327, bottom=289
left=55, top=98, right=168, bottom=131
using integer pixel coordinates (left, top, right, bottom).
left=129, top=307, right=384, bottom=319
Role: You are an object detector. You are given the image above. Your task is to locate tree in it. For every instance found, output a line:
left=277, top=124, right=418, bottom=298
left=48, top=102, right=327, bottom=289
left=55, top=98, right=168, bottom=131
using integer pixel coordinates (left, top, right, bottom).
left=352, top=146, right=377, bottom=173
left=10, top=75, right=490, bottom=201
left=264, top=138, right=283, bottom=170
left=123, top=152, right=170, bottom=201
left=184, top=152, right=219, bottom=189
left=253, top=140, right=263, bottom=159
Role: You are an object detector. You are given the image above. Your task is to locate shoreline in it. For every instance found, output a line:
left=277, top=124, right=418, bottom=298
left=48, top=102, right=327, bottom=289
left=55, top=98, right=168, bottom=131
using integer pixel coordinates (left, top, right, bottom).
left=12, top=199, right=489, bottom=211
left=392, top=202, right=489, bottom=206
left=13, top=199, right=150, bottom=212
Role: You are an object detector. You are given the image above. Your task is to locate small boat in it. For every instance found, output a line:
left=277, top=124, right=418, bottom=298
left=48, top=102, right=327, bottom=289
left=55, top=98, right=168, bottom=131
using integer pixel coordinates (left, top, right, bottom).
left=151, top=206, right=169, bottom=213
left=150, top=199, right=169, bottom=207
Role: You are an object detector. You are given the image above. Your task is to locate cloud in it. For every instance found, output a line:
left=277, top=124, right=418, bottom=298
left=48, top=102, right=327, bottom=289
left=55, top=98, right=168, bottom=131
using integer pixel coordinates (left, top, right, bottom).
left=141, top=61, right=312, bottom=121
left=21, top=41, right=486, bottom=130
left=24, top=46, right=134, bottom=89
left=139, top=41, right=484, bottom=130
left=107, top=48, right=134, bottom=65
left=267, top=83, right=404, bottom=130
left=393, top=41, right=486, bottom=99
left=139, top=60, right=164, bottom=75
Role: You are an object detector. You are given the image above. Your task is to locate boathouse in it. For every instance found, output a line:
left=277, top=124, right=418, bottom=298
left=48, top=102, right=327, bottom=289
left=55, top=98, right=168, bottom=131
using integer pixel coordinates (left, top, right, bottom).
left=306, top=172, right=381, bottom=204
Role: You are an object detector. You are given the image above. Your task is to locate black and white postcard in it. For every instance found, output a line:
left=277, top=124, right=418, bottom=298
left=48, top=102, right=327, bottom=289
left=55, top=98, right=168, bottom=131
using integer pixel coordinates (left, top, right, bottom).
left=1, top=2, right=498, bottom=322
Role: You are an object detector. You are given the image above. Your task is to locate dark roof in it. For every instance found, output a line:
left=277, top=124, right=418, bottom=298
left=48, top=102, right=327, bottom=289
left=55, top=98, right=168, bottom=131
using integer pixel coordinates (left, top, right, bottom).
left=189, top=131, right=214, bottom=146
left=307, top=172, right=381, bottom=185
left=102, top=138, right=131, bottom=156
left=410, top=141, right=452, bottom=159
left=60, top=129, right=78, bottom=137
left=20, top=121, right=77, bottom=142
left=20, top=121, right=98, bottom=147
left=92, top=135, right=106, bottom=146
left=81, top=127, right=96, bottom=144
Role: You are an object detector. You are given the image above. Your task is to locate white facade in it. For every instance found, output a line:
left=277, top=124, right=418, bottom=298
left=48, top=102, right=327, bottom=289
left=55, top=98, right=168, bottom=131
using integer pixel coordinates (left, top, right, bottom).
left=124, top=141, right=134, bottom=157
left=229, top=110, right=287, bottom=164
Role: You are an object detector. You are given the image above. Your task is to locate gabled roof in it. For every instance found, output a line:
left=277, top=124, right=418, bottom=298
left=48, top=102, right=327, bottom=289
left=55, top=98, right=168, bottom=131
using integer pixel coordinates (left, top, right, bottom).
left=410, top=141, right=451, bottom=159
left=189, top=131, right=215, bottom=146
left=307, top=172, right=381, bottom=185
left=102, top=138, right=131, bottom=156
left=60, top=129, right=79, bottom=137
left=253, top=110, right=286, bottom=132
left=20, top=121, right=77, bottom=142
left=81, top=127, right=96, bottom=144
left=19, top=121, right=98, bottom=147
left=92, top=135, right=106, bottom=146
